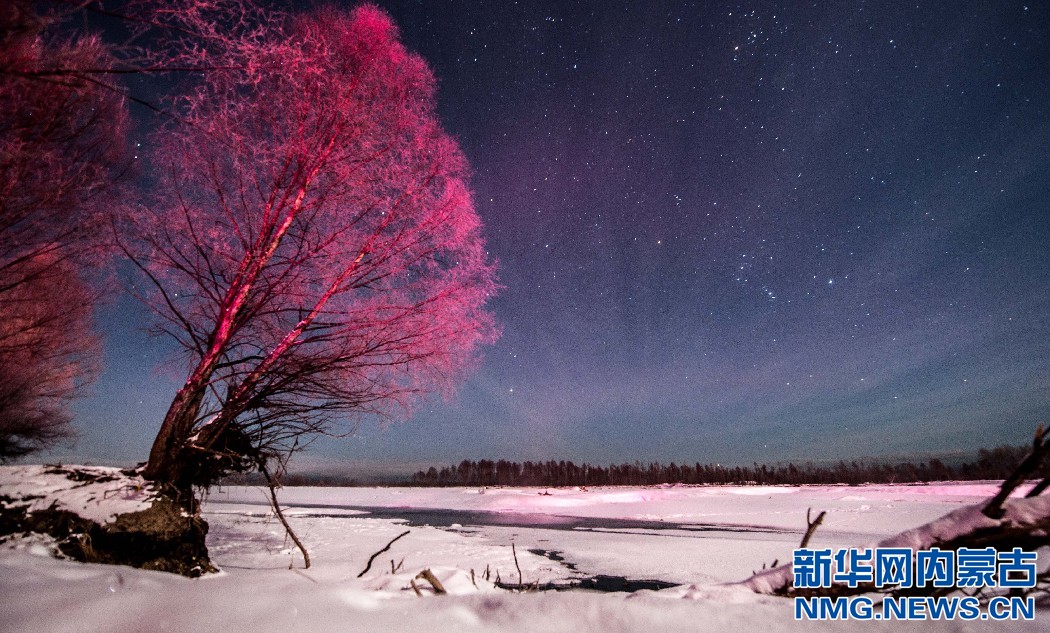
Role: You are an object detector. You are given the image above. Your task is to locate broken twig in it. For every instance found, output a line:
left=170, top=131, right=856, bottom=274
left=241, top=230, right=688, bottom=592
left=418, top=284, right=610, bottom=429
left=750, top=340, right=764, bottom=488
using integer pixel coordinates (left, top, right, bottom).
left=1026, top=477, right=1050, bottom=498
left=512, top=542, right=523, bottom=589
left=799, top=507, right=826, bottom=549
left=358, top=530, right=411, bottom=578
left=984, top=425, right=1048, bottom=519
left=416, top=568, right=447, bottom=594
left=261, top=464, right=310, bottom=569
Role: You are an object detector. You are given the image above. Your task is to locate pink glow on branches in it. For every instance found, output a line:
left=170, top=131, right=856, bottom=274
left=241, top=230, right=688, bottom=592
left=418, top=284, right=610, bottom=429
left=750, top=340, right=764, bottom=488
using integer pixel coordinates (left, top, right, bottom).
left=1, top=13, right=129, bottom=458
left=129, top=5, right=499, bottom=486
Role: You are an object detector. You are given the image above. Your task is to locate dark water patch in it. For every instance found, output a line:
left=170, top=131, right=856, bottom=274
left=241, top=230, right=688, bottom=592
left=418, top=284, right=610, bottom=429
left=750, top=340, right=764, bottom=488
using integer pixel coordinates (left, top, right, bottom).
left=213, top=500, right=794, bottom=539
left=517, top=548, right=678, bottom=592
left=572, top=575, right=679, bottom=592
left=496, top=575, right=679, bottom=593
left=528, top=548, right=579, bottom=572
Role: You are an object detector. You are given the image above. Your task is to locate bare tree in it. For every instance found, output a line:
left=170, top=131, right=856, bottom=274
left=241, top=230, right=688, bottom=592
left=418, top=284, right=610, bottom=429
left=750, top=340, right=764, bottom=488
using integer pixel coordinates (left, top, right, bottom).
left=0, top=3, right=127, bottom=458
left=0, top=254, right=98, bottom=459
left=125, top=5, right=499, bottom=491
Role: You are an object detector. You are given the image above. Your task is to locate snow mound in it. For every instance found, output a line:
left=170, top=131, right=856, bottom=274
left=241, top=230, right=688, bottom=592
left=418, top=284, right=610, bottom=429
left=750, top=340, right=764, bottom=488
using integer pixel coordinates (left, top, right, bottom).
left=364, top=566, right=502, bottom=595
left=0, top=465, right=154, bottom=524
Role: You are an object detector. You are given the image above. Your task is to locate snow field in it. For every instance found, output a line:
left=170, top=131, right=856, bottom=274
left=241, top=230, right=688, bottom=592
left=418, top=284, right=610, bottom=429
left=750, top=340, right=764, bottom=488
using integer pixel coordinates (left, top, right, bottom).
left=3, top=479, right=1047, bottom=632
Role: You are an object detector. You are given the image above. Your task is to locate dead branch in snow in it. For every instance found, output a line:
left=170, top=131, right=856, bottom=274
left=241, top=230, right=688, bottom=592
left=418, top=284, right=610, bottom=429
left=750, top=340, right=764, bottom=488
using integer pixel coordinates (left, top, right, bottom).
left=358, top=530, right=411, bottom=578
left=416, top=569, right=447, bottom=595
left=756, top=507, right=824, bottom=574
left=984, top=425, right=1047, bottom=518
left=260, top=464, right=310, bottom=569
left=1026, top=477, right=1050, bottom=498
left=513, top=542, right=523, bottom=589
left=800, top=508, right=826, bottom=549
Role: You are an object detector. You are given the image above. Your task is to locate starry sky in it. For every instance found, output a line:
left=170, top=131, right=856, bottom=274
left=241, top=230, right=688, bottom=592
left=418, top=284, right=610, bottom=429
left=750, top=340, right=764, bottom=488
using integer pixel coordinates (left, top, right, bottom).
left=61, top=1, right=1049, bottom=474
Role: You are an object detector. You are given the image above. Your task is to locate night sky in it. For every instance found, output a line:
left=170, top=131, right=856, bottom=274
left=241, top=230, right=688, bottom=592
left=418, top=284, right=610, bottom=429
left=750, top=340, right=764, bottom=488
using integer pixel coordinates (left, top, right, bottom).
left=62, top=1, right=1049, bottom=475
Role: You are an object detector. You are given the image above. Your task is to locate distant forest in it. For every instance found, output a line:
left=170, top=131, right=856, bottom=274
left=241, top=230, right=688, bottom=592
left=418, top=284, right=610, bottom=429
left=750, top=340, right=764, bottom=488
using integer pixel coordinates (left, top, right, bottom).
left=404, top=445, right=1049, bottom=488
left=241, top=444, right=1050, bottom=487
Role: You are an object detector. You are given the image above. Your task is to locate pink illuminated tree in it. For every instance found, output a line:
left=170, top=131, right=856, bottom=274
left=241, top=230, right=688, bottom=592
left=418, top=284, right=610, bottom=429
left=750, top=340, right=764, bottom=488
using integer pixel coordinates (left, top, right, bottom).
left=126, top=5, right=499, bottom=490
left=0, top=4, right=127, bottom=458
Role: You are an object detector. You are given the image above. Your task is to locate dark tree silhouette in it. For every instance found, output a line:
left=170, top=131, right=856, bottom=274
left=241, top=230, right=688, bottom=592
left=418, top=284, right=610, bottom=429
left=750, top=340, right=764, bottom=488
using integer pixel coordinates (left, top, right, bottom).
left=126, top=6, right=498, bottom=490
left=409, top=448, right=1049, bottom=488
left=0, top=3, right=128, bottom=458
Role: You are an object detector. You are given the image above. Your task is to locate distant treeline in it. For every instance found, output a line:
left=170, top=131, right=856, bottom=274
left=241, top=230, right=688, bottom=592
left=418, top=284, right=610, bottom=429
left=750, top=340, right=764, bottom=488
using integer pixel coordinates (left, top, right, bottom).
left=408, top=445, right=1049, bottom=487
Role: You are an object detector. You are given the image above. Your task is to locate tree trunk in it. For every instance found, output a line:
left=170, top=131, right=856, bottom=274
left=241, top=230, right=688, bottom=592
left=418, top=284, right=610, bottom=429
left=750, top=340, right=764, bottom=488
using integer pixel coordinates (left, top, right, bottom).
left=142, top=385, right=205, bottom=486
left=141, top=176, right=315, bottom=488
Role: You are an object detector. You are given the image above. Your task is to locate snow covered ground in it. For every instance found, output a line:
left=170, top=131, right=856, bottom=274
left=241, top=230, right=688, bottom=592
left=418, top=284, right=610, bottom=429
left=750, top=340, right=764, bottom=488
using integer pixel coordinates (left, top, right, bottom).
left=0, top=465, right=154, bottom=523
left=2, top=478, right=1047, bottom=632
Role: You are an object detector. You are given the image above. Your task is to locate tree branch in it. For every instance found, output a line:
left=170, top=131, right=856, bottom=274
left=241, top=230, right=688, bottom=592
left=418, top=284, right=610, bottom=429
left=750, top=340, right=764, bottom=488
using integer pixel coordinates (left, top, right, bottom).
left=799, top=507, right=826, bottom=549
left=983, top=425, right=1048, bottom=519
left=260, top=463, right=310, bottom=569
left=357, top=530, right=410, bottom=578
left=415, top=568, right=446, bottom=595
